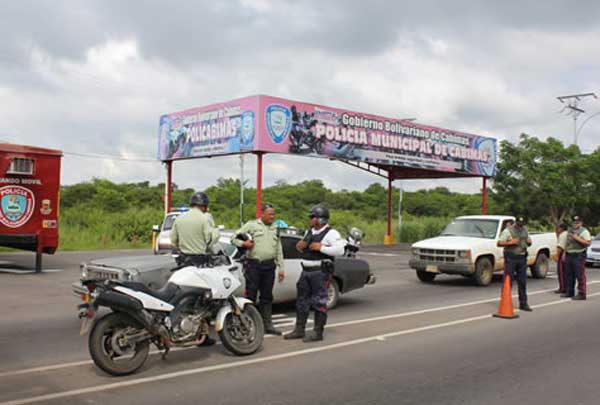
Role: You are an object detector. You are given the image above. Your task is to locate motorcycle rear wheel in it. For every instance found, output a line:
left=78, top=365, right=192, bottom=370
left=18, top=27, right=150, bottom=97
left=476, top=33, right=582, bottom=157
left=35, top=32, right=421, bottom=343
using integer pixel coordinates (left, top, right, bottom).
left=89, top=312, right=150, bottom=376
left=219, top=305, right=264, bottom=355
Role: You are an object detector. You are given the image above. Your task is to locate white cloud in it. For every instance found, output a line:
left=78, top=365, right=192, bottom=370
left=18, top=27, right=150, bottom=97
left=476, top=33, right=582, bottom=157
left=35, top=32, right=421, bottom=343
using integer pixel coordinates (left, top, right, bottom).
left=1, top=2, right=600, bottom=196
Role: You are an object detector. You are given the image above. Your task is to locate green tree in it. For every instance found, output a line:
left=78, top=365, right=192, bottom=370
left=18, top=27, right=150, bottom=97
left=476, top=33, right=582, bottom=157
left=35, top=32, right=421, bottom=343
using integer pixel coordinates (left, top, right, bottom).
left=493, top=134, right=591, bottom=225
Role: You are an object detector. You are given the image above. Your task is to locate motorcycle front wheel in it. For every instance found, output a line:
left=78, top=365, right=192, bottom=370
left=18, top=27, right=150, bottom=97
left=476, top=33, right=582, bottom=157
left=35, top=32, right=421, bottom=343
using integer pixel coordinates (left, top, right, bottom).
left=88, top=312, right=150, bottom=376
left=219, top=305, right=264, bottom=356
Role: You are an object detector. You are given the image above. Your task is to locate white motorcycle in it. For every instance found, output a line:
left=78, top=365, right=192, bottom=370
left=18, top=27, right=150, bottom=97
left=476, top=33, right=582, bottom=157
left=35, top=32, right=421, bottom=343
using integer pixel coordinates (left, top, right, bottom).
left=77, top=253, right=263, bottom=376
left=343, top=226, right=364, bottom=258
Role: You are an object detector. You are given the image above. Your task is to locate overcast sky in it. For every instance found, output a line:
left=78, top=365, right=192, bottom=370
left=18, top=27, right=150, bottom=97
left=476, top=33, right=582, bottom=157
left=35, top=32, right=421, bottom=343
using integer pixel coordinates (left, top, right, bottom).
left=2, top=0, right=600, bottom=193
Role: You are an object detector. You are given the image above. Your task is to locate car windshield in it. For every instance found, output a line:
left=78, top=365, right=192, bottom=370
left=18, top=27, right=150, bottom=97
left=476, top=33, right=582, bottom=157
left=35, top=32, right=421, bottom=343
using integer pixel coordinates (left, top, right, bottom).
left=162, top=214, right=179, bottom=231
left=594, top=234, right=600, bottom=241
left=440, top=219, right=499, bottom=239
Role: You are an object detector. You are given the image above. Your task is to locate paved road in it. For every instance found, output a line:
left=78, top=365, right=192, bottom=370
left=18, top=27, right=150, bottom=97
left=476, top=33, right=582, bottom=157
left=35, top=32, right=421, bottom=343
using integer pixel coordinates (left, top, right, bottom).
left=1, top=248, right=599, bottom=404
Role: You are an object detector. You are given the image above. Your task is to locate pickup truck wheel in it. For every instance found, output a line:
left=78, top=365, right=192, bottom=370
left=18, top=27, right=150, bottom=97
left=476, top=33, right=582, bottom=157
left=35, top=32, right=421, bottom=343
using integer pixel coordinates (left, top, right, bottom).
left=416, top=270, right=436, bottom=283
left=531, top=253, right=549, bottom=279
left=327, top=279, right=340, bottom=310
left=473, top=257, right=494, bottom=286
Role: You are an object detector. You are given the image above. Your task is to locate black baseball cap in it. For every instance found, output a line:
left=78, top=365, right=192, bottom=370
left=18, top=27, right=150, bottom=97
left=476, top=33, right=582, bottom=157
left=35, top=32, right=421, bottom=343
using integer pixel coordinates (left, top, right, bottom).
left=573, top=215, right=583, bottom=223
left=515, top=215, right=526, bottom=225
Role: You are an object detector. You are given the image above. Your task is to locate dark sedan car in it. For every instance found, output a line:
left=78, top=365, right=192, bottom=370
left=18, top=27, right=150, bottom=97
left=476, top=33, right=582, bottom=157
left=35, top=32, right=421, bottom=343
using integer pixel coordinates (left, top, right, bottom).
left=74, top=233, right=375, bottom=309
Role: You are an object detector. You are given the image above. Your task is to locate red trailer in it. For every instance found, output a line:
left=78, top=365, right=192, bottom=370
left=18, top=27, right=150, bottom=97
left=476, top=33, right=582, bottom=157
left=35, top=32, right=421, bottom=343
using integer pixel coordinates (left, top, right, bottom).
left=0, top=143, right=62, bottom=271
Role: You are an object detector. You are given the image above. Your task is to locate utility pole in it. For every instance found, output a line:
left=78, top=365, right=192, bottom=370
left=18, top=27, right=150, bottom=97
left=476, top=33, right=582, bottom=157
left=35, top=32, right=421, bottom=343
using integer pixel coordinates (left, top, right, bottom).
left=557, top=92, right=598, bottom=146
left=239, top=154, right=245, bottom=226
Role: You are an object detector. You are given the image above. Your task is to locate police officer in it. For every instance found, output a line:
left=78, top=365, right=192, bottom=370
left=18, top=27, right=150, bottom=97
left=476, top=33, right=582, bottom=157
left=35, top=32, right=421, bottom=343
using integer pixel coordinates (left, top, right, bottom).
left=497, top=216, right=532, bottom=312
left=170, top=191, right=218, bottom=346
left=284, top=204, right=346, bottom=342
left=233, top=204, right=285, bottom=335
left=170, top=191, right=219, bottom=266
left=562, top=216, right=592, bottom=300
left=554, top=222, right=568, bottom=294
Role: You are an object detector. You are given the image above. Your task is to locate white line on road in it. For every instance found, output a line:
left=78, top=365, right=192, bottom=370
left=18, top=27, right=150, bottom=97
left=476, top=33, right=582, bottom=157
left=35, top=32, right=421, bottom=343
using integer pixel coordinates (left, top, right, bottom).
left=0, top=269, right=63, bottom=274
left=6, top=292, right=599, bottom=405
left=325, top=280, right=600, bottom=329
left=2, top=280, right=598, bottom=380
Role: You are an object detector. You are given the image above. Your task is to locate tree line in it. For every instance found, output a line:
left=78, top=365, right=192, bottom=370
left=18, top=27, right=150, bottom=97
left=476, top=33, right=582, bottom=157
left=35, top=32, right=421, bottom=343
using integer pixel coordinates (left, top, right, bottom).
left=58, top=134, right=600, bottom=249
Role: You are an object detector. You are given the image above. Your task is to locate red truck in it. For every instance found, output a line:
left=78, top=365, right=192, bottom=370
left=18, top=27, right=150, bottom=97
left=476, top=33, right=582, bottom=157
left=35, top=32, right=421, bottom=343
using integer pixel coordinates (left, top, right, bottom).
left=0, top=143, right=62, bottom=271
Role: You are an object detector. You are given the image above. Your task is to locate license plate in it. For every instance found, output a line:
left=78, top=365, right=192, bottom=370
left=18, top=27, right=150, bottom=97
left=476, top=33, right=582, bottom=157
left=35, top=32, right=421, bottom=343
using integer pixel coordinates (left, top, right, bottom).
left=80, top=316, right=94, bottom=336
left=426, top=265, right=439, bottom=273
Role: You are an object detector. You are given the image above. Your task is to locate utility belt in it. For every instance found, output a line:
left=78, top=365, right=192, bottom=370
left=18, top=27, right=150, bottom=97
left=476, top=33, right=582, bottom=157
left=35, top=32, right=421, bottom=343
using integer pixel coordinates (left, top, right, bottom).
left=245, top=258, right=276, bottom=269
left=566, top=251, right=586, bottom=257
left=177, top=253, right=209, bottom=267
left=504, top=251, right=527, bottom=260
left=301, top=260, right=334, bottom=274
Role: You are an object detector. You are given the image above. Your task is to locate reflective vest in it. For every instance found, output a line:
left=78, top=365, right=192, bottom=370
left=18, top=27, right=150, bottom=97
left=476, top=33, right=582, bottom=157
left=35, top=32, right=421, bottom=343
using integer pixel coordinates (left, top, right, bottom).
left=301, top=227, right=332, bottom=261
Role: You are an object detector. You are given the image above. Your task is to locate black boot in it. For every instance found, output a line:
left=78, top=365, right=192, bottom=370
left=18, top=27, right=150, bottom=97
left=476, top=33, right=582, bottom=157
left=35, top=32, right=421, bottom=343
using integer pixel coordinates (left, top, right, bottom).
left=197, top=335, right=216, bottom=347
left=283, top=312, right=308, bottom=340
left=260, top=303, right=282, bottom=336
left=303, top=311, right=327, bottom=343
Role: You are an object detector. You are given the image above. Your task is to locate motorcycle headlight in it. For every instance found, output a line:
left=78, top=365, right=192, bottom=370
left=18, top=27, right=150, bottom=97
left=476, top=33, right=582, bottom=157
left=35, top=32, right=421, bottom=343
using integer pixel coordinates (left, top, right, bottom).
left=204, top=290, right=212, bottom=300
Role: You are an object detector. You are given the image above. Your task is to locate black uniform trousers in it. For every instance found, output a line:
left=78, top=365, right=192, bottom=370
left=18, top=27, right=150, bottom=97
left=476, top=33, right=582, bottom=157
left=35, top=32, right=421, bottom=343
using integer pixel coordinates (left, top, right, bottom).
left=557, top=252, right=565, bottom=293
left=565, top=252, right=587, bottom=297
left=296, top=268, right=331, bottom=316
left=244, top=260, right=276, bottom=305
left=504, top=253, right=528, bottom=305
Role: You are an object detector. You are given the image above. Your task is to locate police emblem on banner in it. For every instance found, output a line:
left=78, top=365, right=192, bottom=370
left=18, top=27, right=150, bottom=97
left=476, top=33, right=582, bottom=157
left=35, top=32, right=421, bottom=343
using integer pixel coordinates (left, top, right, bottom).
left=266, top=105, right=291, bottom=144
left=475, top=138, right=497, bottom=177
left=240, top=110, right=255, bottom=148
left=0, top=186, right=35, bottom=228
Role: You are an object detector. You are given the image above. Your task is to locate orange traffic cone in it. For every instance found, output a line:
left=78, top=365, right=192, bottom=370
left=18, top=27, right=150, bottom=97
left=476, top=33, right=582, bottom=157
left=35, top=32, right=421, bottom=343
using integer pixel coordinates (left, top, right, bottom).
left=493, top=275, right=519, bottom=319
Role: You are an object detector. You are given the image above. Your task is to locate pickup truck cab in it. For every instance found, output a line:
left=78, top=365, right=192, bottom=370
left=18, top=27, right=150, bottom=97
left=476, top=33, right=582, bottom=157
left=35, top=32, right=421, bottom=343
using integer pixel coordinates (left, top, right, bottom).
left=409, top=215, right=557, bottom=286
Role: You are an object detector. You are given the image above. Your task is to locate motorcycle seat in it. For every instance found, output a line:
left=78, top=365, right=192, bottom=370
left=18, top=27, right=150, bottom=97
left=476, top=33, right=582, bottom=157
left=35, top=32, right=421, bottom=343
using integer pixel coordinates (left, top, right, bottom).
left=120, top=281, right=179, bottom=303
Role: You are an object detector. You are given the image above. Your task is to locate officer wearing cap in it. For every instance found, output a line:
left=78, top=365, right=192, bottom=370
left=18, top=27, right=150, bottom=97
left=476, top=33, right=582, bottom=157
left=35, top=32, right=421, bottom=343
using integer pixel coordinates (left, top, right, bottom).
left=232, top=204, right=285, bottom=335
left=497, top=216, right=532, bottom=312
left=170, top=190, right=219, bottom=346
left=170, top=191, right=219, bottom=266
left=284, top=204, right=346, bottom=342
left=554, top=222, right=568, bottom=294
left=562, top=216, right=591, bottom=300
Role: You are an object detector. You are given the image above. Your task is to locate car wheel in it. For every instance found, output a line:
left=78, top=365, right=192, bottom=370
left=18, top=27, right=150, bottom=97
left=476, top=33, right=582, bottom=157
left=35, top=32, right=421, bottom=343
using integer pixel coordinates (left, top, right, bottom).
left=416, top=270, right=436, bottom=283
left=531, top=253, right=549, bottom=279
left=473, top=257, right=494, bottom=286
left=327, top=278, right=340, bottom=310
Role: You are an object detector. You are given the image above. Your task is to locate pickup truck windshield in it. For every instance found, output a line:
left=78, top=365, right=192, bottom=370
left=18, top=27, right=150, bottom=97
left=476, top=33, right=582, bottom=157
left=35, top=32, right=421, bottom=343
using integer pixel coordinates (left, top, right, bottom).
left=440, top=219, right=499, bottom=239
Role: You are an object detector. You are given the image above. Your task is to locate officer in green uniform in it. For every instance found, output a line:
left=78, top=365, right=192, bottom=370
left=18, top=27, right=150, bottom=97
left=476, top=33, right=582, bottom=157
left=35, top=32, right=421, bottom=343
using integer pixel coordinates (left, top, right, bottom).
left=232, top=204, right=285, bottom=335
left=497, top=216, right=532, bottom=311
left=562, top=216, right=592, bottom=300
left=170, top=190, right=219, bottom=346
left=170, top=191, right=219, bottom=265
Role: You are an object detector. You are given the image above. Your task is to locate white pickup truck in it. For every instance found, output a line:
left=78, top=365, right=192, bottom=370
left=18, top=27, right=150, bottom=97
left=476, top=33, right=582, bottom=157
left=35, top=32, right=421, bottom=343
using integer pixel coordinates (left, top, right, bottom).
left=409, top=215, right=557, bottom=286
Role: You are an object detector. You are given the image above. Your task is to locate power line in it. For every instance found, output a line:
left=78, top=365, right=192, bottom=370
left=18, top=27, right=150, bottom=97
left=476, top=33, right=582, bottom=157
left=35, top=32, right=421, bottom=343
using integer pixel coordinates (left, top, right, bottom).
left=62, top=151, right=157, bottom=162
left=556, top=92, right=598, bottom=145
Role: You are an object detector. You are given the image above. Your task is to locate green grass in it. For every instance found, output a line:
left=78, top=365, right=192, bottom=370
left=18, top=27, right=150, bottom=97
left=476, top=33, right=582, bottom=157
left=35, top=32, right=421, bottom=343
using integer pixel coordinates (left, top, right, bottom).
left=51, top=207, right=451, bottom=251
